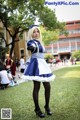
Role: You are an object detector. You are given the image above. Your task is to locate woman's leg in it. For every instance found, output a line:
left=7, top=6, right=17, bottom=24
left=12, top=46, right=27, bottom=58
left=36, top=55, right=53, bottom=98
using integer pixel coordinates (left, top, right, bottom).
left=43, top=82, right=51, bottom=109
left=43, top=82, right=52, bottom=115
left=5, top=84, right=9, bottom=88
left=33, top=81, right=41, bottom=111
left=33, top=81, right=45, bottom=118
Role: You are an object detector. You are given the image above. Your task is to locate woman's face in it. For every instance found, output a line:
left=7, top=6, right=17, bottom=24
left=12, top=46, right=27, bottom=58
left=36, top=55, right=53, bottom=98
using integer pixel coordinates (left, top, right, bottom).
left=32, top=28, right=40, bottom=39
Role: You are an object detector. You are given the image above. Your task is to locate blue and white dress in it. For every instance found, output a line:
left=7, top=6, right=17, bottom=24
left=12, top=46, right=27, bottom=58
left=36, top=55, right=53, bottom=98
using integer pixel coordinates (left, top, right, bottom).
left=22, top=39, right=55, bottom=82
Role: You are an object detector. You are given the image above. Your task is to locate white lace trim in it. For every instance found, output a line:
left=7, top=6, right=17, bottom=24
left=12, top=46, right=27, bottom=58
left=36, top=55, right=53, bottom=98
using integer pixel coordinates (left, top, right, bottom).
left=21, top=74, right=56, bottom=82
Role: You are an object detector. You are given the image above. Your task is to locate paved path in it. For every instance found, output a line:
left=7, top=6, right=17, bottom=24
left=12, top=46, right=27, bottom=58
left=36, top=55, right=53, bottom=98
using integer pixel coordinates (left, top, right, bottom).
left=50, top=62, right=80, bottom=71
left=49, top=62, right=71, bottom=71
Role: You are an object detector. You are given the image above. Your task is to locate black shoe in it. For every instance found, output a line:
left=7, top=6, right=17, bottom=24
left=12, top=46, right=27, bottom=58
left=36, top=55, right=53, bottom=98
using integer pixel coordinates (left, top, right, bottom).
left=35, top=110, right=45, bottom=118
left=44, top=106, right=52, bottom=115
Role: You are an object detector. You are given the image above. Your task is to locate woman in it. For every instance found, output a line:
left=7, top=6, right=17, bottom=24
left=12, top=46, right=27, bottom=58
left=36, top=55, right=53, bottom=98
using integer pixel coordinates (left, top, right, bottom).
left=0, top=61, right=10, bottom=89
left=23, top=25, right=55, bottom=118
left=4, top=54, right=13, bottom=72
left=20, top=56, right=25, bottom=73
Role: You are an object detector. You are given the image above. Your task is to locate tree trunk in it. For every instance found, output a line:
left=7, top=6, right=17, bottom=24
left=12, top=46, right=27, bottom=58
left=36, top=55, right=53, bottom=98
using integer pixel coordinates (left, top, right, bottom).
left=10, top=38, right=15, bottom=58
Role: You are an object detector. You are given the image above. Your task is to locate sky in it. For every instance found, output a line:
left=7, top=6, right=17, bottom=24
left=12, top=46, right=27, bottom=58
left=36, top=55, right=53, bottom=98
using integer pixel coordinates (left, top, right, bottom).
left=45, top=0, right=80, bottom=22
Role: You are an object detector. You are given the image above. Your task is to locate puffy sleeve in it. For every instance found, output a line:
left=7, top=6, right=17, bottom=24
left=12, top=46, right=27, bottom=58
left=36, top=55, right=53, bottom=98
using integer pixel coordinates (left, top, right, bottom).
left=27, top=40, right=37, bottom=53
left=27, top=39, right=45, bottom=53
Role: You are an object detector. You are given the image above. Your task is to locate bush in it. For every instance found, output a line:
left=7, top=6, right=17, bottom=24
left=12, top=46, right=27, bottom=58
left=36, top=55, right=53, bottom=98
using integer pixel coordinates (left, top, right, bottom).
left=45, top=54, right=53, bottom=63
left=72, top=50, right=80, bottom=60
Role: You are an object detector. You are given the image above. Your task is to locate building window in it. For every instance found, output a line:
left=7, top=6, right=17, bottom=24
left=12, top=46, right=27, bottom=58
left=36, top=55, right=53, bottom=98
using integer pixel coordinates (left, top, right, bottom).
left=45, top=48, right=52, bottom=53
left=77, top=46, right=80, bottom=50
left=76, top=38, right=80, bottom=42
left=67, top=29, right=80, bottom=34
left=20, top=49, right=24, bottom=57
left=71, top=46, right=76, bottom=51
left=70, top=38, right=75, bottom=42
left=59, top=47, right=70, bottom=52
left=76, top=21, right=80, bottom=24
left=59, top=39, right=68, bottom=43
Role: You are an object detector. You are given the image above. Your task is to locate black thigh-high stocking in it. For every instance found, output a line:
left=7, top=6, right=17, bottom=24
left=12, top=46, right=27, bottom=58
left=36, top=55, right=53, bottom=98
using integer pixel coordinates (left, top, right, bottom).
left=33, top=81, right=41, bottom=111
left=43, top=82, right=51, bottom=109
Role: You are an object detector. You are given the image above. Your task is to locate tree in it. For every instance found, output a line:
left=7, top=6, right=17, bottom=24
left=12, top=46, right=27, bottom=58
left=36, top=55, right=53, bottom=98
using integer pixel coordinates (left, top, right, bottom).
left=0, top=0, right=65, bottom=57
left=0, top=0, right=34, bottom=57
left=0, top=32, right=9, bottom=59
left=72, top=50, right=80, bottom=60
left=40, top=26, right=60, bottom=45
left=0, top=46, right=8, bottom=60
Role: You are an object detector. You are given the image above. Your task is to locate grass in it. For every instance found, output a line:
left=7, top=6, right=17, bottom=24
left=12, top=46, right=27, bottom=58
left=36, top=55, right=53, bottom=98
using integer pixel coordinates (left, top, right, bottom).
left=76, top=61, right=80, bottom=65
left=0, top=66, right=80, bottom=120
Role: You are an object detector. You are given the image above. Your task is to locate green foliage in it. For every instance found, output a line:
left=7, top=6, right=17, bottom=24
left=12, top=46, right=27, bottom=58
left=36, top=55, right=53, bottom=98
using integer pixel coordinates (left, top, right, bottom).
left=39, top=7, right=65, bottom=31
left=28, top=0, right=45, bottom=15
left=0, top=0, right=34, bottom=29
left=45, top=53, right=53, bottom=59
left=0, top=0, right=65, bottom=56
left=72, top=50, right=80, bottom=59
left=40, top=26, right=59, bottom=44
left=39, top=7, right=57, bottom=30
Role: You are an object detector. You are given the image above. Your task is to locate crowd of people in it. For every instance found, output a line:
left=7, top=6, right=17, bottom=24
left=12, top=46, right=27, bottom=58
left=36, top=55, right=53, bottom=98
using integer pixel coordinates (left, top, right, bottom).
left=0, top=54, right=26, bottom=90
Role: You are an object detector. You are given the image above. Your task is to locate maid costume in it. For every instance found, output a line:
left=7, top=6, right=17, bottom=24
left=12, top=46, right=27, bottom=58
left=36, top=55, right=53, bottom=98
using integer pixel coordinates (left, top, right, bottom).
left=22, top=39, right=55, bottom=82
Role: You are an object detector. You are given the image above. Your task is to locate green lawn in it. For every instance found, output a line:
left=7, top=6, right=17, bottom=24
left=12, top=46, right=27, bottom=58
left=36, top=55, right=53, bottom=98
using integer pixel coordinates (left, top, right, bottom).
left=76, top=61, right=80, bottom=65
left=0, top=66, right=80, bottom=120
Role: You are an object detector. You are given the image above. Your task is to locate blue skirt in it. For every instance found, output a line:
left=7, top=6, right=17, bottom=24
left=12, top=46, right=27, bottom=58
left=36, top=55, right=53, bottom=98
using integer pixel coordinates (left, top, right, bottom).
left=22, top=56, right=55, bottom=82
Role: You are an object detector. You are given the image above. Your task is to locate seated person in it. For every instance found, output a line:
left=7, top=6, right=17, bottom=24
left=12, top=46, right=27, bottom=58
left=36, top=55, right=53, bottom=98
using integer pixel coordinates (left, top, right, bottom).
left=0, top=66, right=18, bottom=89
left=0, top=66, right=10, bottom=89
